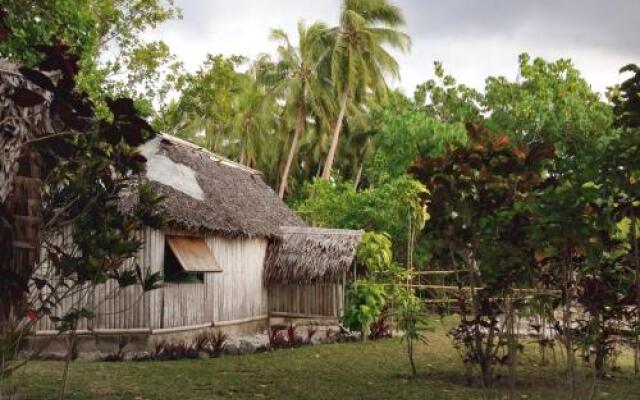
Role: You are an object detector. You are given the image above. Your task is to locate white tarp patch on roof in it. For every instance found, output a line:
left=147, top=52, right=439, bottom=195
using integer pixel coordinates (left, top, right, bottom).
left=139, top=137, right=205, bottom=201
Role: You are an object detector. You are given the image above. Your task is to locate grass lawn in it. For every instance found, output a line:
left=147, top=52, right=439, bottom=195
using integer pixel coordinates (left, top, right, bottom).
left=6, top=319, right=640, bottom=400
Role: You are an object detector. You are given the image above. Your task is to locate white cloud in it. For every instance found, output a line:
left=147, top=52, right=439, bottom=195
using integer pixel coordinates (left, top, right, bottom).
left=146, top=0, right=638, bottom=96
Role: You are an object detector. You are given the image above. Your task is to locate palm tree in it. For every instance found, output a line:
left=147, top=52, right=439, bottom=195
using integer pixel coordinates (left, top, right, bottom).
left=269, top=21, right=333, bottom=198
left=321, top=0, right=411, bottom=179
left=231, top=65, right=280, bottom=169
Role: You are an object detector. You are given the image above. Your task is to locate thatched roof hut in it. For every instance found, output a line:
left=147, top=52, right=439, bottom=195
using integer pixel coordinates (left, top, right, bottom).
left=265, top=226, right=363, bottom=285
left=123, top=134, right=305, bottom=238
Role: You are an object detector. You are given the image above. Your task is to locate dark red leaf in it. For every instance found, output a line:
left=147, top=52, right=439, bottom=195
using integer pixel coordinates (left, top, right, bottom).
left=56, top=101, right=91, bottom=131
left=120, top=124, right=145, bottom=147
left=526, top=143, right=555, bottom=164
left=10, top=88, right=46, bottom=107
left=18, top=67, right=55, bottom=91
left=130, top=151, right=147, bottom=164
left=120, top=117, right=154, bottom=147
left=48, top=137, right=76, bottom=158
left=107, top=97, right=137, bottom=118
left=34, top=43, right=70, bottom=54
left=35, top=43, right=79, bottom=78
left=98, top=120, right=121, bottom=145
left=26, top=309, right=38, bottom=322
left=57, top=75, right=75, bottom=92
left=68, top=91, right=94, bottom=118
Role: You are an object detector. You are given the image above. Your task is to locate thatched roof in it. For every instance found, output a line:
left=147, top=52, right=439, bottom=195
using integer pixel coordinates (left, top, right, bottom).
left=265, top=226, right=363, bottom=285
left=123, top=134, right=305, bottom=238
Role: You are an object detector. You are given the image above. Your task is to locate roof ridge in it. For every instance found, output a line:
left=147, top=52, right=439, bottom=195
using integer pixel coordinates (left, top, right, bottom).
left=279, top=226, right=364, bottom=236
left=158, top=133, right=262, bottom=176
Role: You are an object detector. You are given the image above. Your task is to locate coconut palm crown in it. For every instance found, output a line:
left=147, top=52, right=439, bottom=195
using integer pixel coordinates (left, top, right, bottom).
left=322, top=0, right=411, bottom=179
left=269, top=20, right=334, bottom=198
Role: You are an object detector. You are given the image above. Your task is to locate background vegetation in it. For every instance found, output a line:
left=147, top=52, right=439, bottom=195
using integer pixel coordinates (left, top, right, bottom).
left=1, top=1, right=640, bottom=399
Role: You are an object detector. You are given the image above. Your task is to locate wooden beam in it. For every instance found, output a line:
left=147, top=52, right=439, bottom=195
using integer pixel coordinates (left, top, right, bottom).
left=421, top=299, right=458, bottom=304
left=269, top=311, right=337, bottom=320
left=410, top=285, right=560, bottom=295
left=213, top=314, right=269, bottom=327
left=35, top=328, right=152, bottom=336
left=11, top=240, right=36, bottom=249
left=151, top=322, right=213, bottom=334
left=413, top=270, right=466, bottom=275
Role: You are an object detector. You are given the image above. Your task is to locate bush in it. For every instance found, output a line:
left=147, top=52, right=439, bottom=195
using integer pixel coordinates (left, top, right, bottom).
left=268, top=327, right=288, bottom=350
left=369, top=314, right=392, bottom=340
left=341, top=281, right=387, bottom=341
left=150, top=341, right=199, bottom=361
left=286, top=324, right=304, bottom=347
left=194, top=331, right=228, bottom=358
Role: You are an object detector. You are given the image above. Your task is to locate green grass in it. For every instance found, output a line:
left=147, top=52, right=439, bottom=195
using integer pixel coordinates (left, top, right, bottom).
left=6, top=319, right=640, bottom=399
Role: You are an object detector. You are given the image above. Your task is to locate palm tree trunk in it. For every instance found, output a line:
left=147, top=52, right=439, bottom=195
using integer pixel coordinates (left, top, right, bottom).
left=278, top=104, right=305, bottom=199
left=353, top=161, right=364, bottom=189
left=321, top=86, right=349, bottom=179
left=353, top=138, right=370, bottom=189
left=240, top=124, right=249, bottom=166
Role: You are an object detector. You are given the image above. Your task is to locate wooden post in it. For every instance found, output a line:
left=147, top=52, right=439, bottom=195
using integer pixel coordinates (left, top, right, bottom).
left=507, top=295, right=516, bottom=400
left=630, top=207, right=639, bottom=374
left=563, top=244, right=576, bottom=400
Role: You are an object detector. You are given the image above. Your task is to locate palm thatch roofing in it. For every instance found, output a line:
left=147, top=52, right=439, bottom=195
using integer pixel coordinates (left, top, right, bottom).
left=123, top=134, right=305, bottom=238
left=265, top=226, right=363, bottom=285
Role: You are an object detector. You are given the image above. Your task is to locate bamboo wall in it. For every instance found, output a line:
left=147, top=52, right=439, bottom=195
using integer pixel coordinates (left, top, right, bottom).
left=34, top=228, right=269, bottom=331
left=268, top=284, right=344, bottom=318
left=205, top=236, right=268, bottom=323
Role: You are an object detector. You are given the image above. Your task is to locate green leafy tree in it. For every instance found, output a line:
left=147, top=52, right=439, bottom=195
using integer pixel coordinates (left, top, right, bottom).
left=483, top=54, right=612, bottom=149
left=0, top=0, right=182, bottom=115
left=598, top=64, right=640, bottom=374
left=414, top=61, right=482, bottom=124
left=321, top=0, right=411, bottom=179
left=366, top=107, right=467, bottom=185
left=157, top=54, right=248, bottom=150
left=296, top=176, right=427, bottom=263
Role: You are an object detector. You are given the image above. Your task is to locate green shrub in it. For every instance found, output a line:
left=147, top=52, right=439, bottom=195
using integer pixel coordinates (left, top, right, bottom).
left=341, top=281, right=387, bottom=341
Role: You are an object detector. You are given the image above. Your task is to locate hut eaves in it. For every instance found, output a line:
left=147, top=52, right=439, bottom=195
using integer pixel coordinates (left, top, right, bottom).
left=265, top=226, right=363, bottom=285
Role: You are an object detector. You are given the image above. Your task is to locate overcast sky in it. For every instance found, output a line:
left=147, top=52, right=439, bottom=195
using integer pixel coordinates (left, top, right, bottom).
left=147, top=0, right=639, bottom=96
